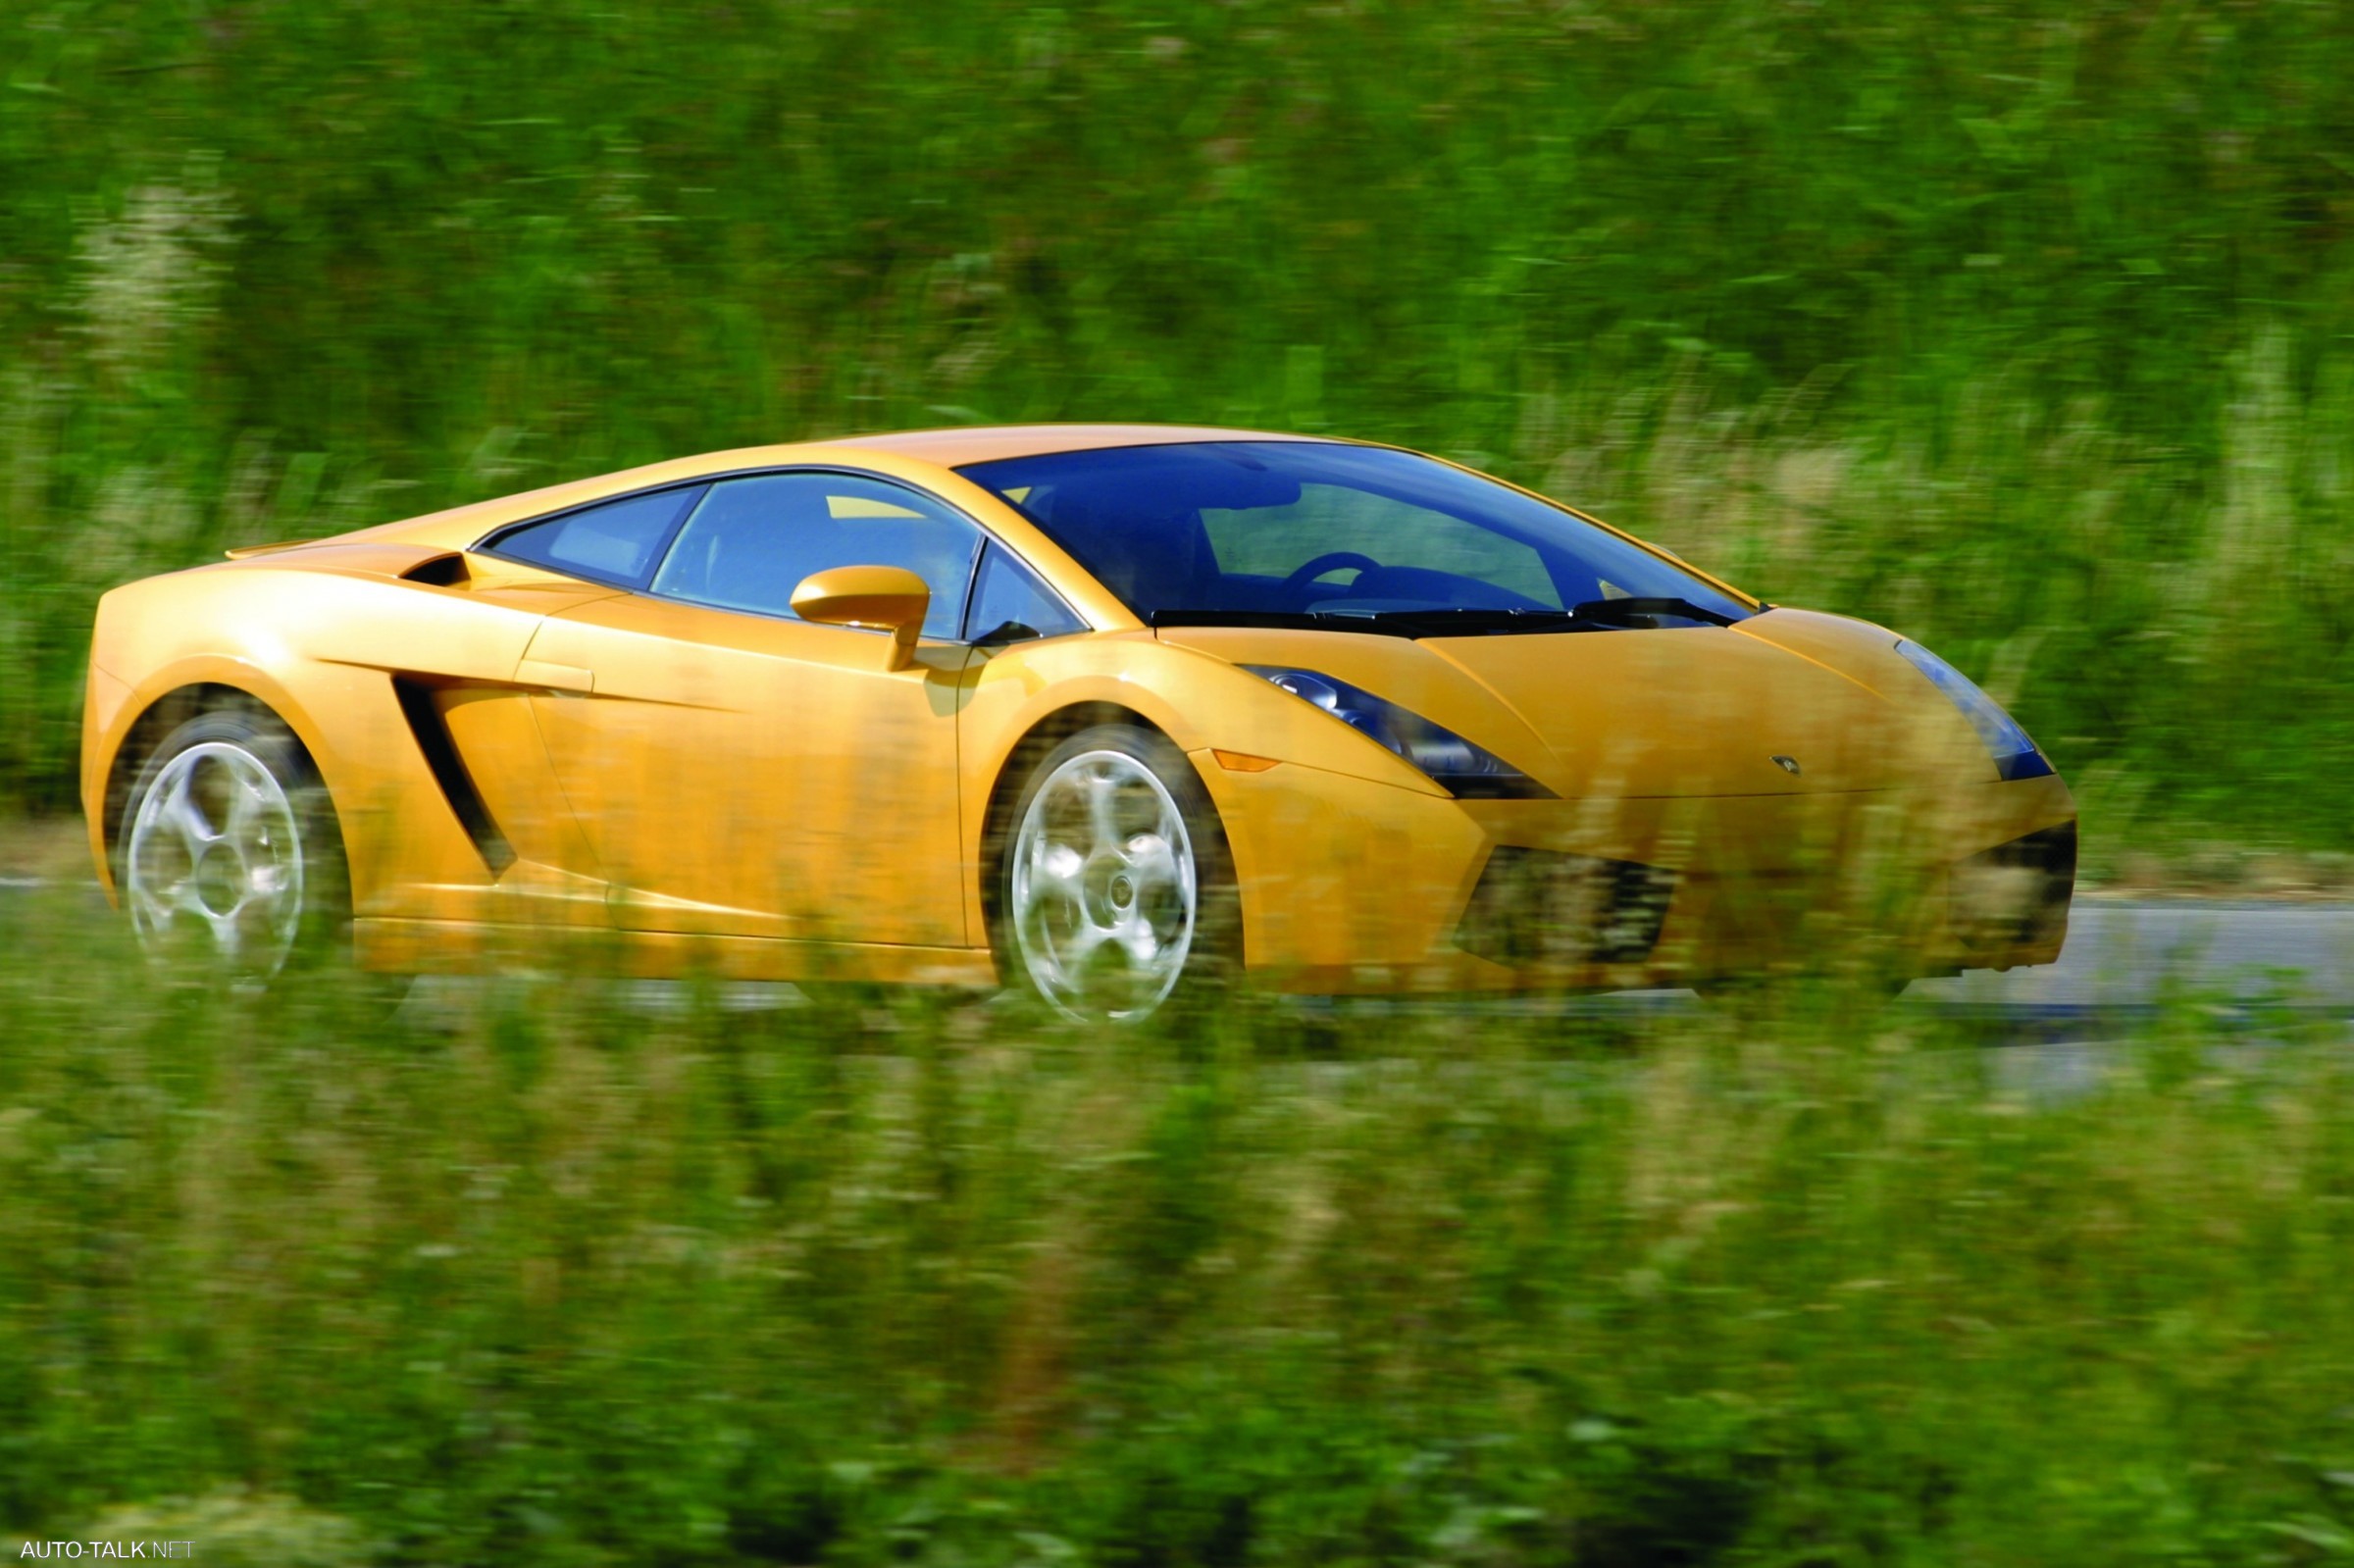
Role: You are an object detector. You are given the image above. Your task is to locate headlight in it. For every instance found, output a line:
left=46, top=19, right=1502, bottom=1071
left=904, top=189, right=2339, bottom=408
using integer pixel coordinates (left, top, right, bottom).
left=1242, top=666, right=1556, bottom=798
left=1893, top=640, right=2053, bottom=781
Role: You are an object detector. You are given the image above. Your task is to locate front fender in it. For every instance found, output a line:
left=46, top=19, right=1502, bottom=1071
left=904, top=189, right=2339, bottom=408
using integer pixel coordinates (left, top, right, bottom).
left=954, top=631, right=1455, bottom=946
left=960, top=632, right=1448, bottom=801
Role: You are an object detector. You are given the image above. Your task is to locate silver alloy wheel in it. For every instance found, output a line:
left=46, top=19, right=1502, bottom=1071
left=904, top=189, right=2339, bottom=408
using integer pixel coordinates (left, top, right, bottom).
left=125, top=740, right=308, bottom=978
left=1010, top=748, right=1200, bottom=1021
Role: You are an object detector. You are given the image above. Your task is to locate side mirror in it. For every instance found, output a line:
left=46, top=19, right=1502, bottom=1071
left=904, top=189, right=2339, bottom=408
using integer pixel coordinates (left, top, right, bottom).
left=790, top=565, right=932, bottom=669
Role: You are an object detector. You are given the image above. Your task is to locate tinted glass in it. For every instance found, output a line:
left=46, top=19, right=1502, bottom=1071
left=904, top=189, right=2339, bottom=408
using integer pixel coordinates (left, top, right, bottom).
left=486, top=486, right=702, bottom=585
left=651, top=473, right=981, bottom=639
left=961, top=442, right=1748, bottom=624
left=963, top=542, right=1088, bottom=642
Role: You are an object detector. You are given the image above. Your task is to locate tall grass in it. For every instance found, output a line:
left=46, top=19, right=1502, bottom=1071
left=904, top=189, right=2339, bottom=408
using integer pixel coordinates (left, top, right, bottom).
left=2, top=885, right=2353, bottom=1563
left=10, top=12, right=2354, bottom=1554
left=4, top=0, right=2354, bottom=847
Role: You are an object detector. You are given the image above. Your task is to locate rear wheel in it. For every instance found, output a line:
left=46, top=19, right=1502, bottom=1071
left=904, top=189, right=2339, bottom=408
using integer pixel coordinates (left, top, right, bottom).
left=993, top=724, right=1236, bottom=1023
left=121, top=704, right=352, bottom=986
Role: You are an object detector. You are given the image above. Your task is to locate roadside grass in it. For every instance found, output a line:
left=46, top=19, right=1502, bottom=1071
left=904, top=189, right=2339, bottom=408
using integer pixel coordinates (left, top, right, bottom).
left=6, top=883, right=2354, bottom=1563
left=4, top=0, right=2354, bottom=849
left=7, top=3, right=2354, bottom=1556
left=0, top=815, right=90, bottom=882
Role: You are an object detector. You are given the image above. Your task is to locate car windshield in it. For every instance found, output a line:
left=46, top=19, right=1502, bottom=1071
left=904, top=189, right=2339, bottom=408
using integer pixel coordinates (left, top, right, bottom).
left=958, top=441, right=1750, bottom=629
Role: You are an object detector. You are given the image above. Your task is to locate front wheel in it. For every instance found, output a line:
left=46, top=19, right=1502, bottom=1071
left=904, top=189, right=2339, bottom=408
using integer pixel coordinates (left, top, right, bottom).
left=993, top=724, right=1237, bottom=1024
left=120, top=703, right=352, bottom=986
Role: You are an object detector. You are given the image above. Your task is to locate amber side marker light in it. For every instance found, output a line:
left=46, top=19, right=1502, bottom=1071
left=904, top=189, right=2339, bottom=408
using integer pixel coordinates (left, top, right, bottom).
left=1212, top=749, right=1281, bottom=773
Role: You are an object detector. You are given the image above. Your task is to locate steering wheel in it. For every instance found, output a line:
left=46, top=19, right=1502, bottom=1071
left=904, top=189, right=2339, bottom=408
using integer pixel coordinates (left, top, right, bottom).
left=1280, top=551, right=1381, bottom=600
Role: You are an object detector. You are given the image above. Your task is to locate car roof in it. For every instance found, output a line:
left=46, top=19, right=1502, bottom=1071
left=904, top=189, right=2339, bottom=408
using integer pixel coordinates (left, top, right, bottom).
left=236, top=425, right=1357, bottom=560
left=842, top=423, right=1340, bottom=467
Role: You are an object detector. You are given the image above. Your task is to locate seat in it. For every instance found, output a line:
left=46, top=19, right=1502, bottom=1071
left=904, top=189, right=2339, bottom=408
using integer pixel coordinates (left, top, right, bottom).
left=1041, top=494, right=1222, bottom=611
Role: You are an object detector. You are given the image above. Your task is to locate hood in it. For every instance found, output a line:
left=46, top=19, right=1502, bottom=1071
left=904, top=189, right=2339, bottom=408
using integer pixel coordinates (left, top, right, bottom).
left=1160, top=612, right=1976, bottom=798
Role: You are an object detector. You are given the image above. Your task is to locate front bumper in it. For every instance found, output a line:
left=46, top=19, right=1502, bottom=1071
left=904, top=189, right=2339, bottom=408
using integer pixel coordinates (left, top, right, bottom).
left=1193, top=754, right=2076, bottom=993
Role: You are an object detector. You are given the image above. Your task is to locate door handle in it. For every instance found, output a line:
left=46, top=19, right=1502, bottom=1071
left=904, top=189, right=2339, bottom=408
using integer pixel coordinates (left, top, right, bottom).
left=516, top=659, right=594, bottom=694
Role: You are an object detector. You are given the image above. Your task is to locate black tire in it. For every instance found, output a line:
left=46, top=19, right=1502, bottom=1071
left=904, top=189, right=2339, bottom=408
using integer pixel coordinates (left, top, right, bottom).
left=118, top=701, right=357, bottom=985
left=988, top=722, right=1239, bottom=1023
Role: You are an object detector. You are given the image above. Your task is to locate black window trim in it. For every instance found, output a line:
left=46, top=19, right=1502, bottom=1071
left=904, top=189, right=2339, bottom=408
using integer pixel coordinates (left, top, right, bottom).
left=961, top=538, right=1092, bottom=646
left=470, top=463, right=1091, bottom=645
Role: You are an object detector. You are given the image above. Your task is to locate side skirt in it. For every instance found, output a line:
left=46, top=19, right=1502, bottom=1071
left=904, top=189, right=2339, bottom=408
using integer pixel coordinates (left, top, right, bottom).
left=354, top=918, right=1000, bottom=987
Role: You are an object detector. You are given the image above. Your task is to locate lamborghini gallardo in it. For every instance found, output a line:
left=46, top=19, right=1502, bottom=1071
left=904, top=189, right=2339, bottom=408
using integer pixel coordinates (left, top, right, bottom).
left=83, top=425, right=2075, bottom=1019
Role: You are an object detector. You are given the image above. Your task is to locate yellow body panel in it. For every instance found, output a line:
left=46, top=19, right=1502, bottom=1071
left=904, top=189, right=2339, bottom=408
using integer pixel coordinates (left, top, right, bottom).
left=520, top=593, right=971, bottom=944
left=83, top=424, right=2076, bottom=991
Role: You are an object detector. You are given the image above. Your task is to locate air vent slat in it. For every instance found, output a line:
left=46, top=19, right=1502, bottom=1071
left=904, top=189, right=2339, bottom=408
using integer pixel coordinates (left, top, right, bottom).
left=399, top=552, right=471, bottom=586
left=391, top=678, right=515, bottom=876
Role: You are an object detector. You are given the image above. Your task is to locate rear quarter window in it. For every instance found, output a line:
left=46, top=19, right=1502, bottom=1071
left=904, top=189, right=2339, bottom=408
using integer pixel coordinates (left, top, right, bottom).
left=485, top=486, right=705, bottom=586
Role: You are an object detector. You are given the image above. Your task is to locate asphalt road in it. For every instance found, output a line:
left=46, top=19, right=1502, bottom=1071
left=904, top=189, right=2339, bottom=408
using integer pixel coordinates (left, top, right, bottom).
left=1544, top=898, right=2354, bottom=1050
left=1356, top=898, right=2354, bottom=1034
left=8, top=875, right=2349, bottom=1044
left=1915, top=897, right=2354, bottom=1010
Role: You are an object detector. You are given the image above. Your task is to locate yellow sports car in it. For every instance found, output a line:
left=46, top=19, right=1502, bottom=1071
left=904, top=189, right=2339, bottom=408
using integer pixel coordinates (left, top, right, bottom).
left=81, top=425, right=2074, bottom=1020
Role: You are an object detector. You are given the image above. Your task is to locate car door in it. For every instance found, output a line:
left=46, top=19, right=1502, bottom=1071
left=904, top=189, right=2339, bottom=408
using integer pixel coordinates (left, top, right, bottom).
left=348, top=485, right=708, bottom=930
left=519, top=471, right=981, bottom=947
left=381, top=551, right=622, bottom=928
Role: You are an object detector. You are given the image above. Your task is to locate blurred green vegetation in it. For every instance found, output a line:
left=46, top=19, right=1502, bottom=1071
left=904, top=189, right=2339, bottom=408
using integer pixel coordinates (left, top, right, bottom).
left=7, top=887, right=2354, bottom=1563
left=4, top=0, right=2354, bottom=850
left=11, top=9, right=2354, bottom=1554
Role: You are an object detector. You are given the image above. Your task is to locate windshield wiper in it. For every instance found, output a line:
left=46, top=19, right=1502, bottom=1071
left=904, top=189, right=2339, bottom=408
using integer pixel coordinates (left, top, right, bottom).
left=1564, top=596, right=1741, bottom=628
left=1341, top=602, right=1740, bottom=634
left=1148, top=601, right=1741, bottom=638
left=1150, top=610, right=1417, bottom=636
left=1150, top=608, right=1585, bottom=637
left=1342, top=607, right=1590, bottom=635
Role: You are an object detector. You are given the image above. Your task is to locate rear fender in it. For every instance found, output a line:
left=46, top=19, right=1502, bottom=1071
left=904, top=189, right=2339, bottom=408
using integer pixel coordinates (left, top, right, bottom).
left=83, top=560, right=589, bottom=910
left=85, top=656, right=345, bottom=900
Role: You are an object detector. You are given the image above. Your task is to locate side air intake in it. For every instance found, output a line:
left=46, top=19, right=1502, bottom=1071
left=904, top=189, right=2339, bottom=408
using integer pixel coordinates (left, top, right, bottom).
left=398, top=551, right=471, bottom=586
left=391, top=678, right=516, bottom=875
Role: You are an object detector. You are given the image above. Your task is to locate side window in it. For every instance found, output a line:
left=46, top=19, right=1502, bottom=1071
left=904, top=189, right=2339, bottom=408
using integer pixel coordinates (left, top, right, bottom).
left=963, top=542, right=1088, bottom=642
left=650, top=473, right=982, bottom=639
left=485, top=486, right=704, bottom=586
